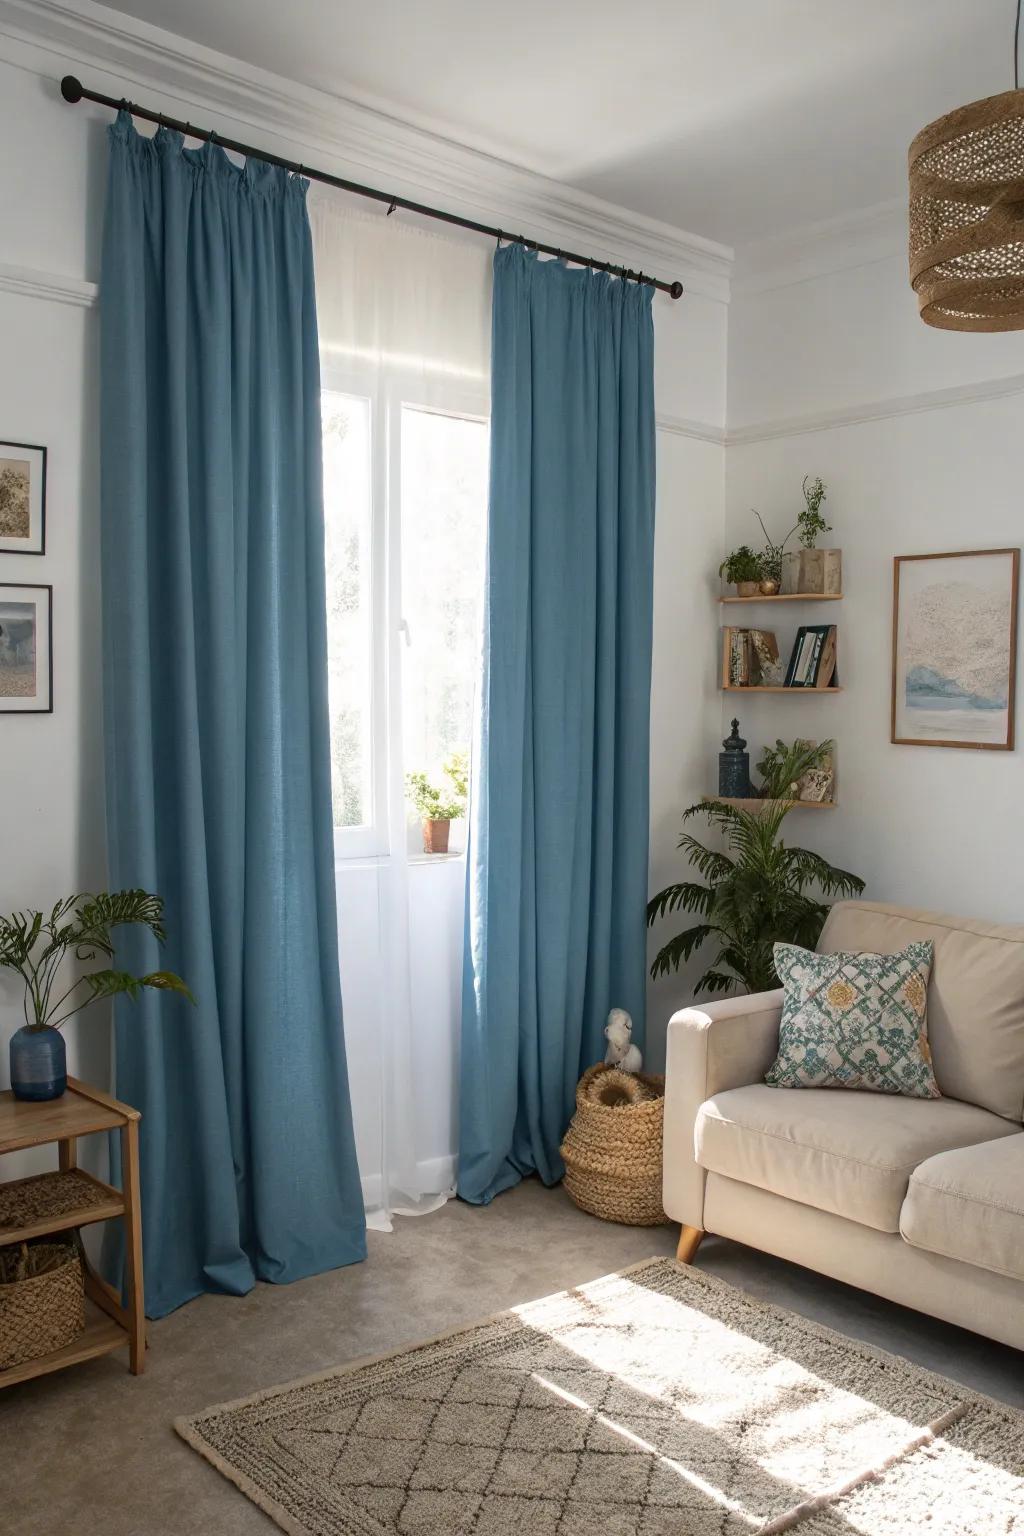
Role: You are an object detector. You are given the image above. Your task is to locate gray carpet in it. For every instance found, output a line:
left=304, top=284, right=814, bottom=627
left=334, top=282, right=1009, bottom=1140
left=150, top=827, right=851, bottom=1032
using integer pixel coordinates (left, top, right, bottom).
left=1, top=1182, right=1022, bottom=1534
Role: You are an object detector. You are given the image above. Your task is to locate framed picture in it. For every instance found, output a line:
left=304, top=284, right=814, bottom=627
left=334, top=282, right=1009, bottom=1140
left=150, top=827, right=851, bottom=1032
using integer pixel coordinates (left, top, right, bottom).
left=0, top=583, right=52, bottom=713
left=0, top=441, right=46, bottom=554
left=891, top=549, right=1019, bottom=750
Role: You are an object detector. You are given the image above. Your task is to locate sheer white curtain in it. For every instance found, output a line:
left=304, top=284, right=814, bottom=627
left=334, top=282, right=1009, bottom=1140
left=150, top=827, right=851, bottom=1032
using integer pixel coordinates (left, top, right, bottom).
left=310, top=197, right=491, bottom=1230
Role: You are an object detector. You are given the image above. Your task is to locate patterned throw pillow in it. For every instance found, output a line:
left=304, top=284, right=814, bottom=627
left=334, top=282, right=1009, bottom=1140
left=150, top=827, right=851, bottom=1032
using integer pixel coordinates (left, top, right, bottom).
left=766, top=940, right=940, bottom=1098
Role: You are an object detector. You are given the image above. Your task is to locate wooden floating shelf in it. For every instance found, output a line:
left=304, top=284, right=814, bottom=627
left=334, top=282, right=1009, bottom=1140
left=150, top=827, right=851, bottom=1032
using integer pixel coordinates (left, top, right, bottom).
left=722, top=685, right=843, bottom=694
left=719, top=593, right=843, bottom=603
left=703, top=796, right=836, bottom=811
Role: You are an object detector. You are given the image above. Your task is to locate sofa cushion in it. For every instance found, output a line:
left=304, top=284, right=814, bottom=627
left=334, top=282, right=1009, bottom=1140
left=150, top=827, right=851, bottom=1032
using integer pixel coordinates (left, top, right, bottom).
left=817, top=901, right=1024, bottom=1121
left=901, top=1134, right=1024, bottom=1282
left=766, top=940, right=940, bottom=1098
left=695, top=1084, right=1020, bottom=1233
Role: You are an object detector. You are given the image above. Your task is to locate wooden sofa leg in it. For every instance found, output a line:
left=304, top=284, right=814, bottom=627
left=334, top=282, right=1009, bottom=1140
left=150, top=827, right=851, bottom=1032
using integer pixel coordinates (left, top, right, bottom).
left=676, top=1225, right=705, bottom=1264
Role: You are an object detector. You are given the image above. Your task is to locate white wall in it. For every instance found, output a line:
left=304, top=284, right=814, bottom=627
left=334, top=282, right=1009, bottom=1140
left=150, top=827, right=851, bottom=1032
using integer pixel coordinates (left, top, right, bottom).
left=724, top=244, right=1024, bottom=926
left=0, top=26, right=727, bottom=1164
left=0, top=62, right=107, bottom=1179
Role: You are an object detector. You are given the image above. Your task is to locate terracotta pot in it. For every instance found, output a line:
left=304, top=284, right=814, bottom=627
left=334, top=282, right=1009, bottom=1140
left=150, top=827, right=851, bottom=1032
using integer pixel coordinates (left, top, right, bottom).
left=735, top=580, right=759, bottom=597
left=422, top=818, right=451, bottom=854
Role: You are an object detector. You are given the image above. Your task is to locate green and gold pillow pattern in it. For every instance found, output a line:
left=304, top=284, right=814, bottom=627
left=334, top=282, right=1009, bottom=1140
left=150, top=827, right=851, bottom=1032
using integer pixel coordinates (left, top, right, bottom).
left=766, top=939, right=940, bottom=1098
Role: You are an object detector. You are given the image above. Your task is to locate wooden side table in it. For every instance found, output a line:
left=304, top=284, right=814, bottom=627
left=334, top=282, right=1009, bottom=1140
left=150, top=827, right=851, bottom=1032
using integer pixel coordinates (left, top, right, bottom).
left=0, top=1077, right=145, bottom=1387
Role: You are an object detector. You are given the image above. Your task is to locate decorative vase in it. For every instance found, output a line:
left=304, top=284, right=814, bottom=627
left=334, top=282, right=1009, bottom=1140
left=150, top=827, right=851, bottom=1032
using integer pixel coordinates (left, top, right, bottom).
left=735, top=580, right=759, bottom=597
left=718, top=719, right=753, bottom=799
left=9, top=1025, right=67, bottom=1101
left=422, top=818, right=451, bottom=854
left=758, top=578, right=780, bottom=596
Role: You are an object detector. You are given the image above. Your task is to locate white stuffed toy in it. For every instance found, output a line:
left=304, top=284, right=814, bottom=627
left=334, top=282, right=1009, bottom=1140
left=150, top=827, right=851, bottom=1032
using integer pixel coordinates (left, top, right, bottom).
left=603, top=1008, right=642, bottom=1074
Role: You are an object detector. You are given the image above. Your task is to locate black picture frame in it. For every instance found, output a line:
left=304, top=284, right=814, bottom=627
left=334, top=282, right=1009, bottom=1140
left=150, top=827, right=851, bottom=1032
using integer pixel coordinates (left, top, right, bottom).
left=0, top=582, right=53, bottom=713
left=0, top=439, right=47, bottom=555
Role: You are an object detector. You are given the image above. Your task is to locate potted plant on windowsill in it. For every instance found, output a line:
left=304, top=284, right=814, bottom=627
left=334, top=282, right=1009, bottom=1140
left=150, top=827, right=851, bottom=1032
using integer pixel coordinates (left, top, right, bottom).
left=719, top=545, right=764, bottom=597
left=405, top=751, right=469, bottom=854
left=0, top=891, right=193, bottom=1101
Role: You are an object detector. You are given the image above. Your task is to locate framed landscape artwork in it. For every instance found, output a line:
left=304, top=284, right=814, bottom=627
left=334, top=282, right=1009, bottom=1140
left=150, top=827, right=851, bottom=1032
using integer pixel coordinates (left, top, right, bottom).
left=0, top=583, right=52, bottom=713
left=892, top=549, right=1019, bottom=750
left=0, top=441, right=46, bottom=554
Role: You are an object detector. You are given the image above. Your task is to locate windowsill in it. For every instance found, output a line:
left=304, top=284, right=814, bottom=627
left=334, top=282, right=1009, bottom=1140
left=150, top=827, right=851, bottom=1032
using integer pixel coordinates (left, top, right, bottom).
left=335, top=851, right=466, bottom=872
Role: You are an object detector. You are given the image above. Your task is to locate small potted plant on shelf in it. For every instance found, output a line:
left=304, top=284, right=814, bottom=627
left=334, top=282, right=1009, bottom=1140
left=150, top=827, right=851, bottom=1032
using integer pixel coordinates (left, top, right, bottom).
left=719, top=545, right=764, bottom=597
left=752, top=475, right=840, bottom=595
left=0, top=891, right=193, bottom=1101
left=405, top=751, right=469, bottom=854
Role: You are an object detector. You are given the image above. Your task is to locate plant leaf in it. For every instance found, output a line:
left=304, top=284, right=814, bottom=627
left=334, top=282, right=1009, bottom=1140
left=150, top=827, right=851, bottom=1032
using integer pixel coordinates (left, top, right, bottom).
left=140, top=971, right=195, bottom=1004
left=649, top=924, right=716, bottom=980
left=646, top=882, right=712, bottom=925
left=82, top=969, right=143, bottom=1002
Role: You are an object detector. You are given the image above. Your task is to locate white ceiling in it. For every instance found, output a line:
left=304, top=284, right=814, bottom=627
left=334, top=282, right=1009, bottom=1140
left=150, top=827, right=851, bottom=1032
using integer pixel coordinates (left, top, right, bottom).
left=101, top=0, right=1015, bottom=246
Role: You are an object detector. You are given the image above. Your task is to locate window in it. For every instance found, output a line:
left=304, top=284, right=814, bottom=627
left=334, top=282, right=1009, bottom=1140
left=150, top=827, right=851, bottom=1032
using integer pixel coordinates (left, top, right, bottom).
left=322, top=374, right=489, bottom=859
left=322, top=390, right=374, bottom=833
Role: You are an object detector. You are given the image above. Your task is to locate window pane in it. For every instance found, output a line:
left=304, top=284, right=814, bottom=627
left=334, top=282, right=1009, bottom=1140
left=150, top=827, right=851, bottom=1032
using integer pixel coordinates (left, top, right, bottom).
left=400, top=407, right=488, bottom=794
left=322, top=390, right=373, bottom=829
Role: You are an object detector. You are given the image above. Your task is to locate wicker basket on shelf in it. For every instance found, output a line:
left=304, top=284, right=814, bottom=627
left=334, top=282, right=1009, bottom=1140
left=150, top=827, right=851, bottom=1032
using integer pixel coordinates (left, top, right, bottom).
left=0, top=1238, right=85, bottom=1371
left=560, top=1062, right=669, bottom=1226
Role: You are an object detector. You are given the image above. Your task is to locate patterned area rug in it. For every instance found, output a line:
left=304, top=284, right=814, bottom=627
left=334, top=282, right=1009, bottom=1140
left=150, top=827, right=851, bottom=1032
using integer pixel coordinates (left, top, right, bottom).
left=177, top=1259, right=1024, bottom=1535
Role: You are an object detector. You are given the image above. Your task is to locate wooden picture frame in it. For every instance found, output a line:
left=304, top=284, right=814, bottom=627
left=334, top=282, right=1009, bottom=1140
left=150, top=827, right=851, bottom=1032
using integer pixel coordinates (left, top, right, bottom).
left=0, top=582, right=52, bottom=713
left=0, top=441, right=46, bottom=555
left=891, top=549, right=1019, bottom=750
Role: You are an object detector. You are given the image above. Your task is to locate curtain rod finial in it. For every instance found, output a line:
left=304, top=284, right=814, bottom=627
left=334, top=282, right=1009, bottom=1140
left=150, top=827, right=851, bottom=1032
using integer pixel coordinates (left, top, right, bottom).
left=669, top=280, right=684, bottom=300
left=60, top=75, right=83, bottom=104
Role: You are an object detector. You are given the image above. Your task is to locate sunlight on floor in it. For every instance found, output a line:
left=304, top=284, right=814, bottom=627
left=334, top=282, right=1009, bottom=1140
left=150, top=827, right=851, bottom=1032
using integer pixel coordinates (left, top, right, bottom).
left=532, top=1370, right=763, bottom=1527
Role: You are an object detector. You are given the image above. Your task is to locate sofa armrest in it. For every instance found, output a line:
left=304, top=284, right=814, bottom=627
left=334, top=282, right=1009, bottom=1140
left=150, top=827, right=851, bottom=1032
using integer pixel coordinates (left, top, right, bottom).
left=662, top=989, right=783, bottom=1230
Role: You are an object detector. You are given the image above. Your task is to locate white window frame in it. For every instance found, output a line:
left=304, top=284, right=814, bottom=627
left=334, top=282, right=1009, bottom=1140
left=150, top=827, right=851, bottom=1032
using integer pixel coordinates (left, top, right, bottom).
left=322, top=355, right=489, bottom=865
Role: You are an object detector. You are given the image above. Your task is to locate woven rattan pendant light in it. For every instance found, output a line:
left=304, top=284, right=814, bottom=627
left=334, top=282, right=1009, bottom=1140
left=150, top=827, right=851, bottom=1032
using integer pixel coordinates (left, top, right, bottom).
left=909, top=0, right=1024, bottom=330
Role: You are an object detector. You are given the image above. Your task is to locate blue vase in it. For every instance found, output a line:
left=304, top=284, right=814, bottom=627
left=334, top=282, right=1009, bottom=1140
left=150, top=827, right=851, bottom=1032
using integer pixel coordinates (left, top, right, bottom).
left=9, top=1026, right=67, bottom=1101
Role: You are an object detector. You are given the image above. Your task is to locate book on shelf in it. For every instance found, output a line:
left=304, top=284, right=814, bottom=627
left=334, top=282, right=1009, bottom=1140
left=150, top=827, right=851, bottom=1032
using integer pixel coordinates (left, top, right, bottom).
left=784, top=624, right=838, bottom=688
left=721, top=627, right=782, bottom=687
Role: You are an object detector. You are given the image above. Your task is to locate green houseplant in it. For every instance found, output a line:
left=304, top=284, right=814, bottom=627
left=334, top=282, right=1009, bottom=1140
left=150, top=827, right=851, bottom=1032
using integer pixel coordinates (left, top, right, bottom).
left=405, top=751, right=469, bottom=854
left=647, top=742, right=863, bottom=995
left=1, top=891, right=193, bottom=1101
left=752, top=475, right=833, bottom=589
left=719, top=545, right=764, bottom=596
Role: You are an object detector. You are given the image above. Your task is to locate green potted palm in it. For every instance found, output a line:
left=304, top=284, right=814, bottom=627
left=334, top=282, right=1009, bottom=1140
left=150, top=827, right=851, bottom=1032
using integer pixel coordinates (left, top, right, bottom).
left=1, top=891, right=193, bottom=1101
left=647, top=742, right=863, bottom=994
left=405, top=751, right=469, bottom=854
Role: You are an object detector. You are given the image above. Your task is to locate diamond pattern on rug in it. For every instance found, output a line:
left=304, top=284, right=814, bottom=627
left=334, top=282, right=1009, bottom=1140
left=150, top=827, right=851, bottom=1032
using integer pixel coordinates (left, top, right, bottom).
left=178, top=1260, right=1024, bottom=1536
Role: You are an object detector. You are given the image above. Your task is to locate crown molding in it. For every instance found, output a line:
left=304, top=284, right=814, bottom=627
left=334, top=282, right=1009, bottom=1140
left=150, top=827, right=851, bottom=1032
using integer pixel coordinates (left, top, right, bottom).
left=0, top=259, right=97, bottom=307
left=726, top=371, right=1024, bottom=446
left=0, top=0, right=733, bottom=304
left=732, top=199, right=907, bottom=297
left=656, top=412, right=726, bottom=446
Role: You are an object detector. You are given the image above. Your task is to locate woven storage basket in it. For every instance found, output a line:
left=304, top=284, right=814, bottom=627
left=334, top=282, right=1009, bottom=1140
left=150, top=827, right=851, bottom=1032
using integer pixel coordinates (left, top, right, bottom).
left=560, top=1062, right=669, bottom=1226
left=0, top=1239, right=85, bottom=1371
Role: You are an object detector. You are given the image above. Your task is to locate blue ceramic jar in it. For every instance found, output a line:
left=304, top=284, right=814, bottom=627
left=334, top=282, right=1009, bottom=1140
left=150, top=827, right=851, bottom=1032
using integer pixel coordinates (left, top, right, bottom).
left=9, top=1025, right=67, bottom=1101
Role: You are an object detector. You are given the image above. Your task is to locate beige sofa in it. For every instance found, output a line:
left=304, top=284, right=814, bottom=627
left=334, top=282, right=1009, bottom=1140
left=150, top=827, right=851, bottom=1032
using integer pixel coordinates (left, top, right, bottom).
left=663, top=900, right=1024, bottom=1351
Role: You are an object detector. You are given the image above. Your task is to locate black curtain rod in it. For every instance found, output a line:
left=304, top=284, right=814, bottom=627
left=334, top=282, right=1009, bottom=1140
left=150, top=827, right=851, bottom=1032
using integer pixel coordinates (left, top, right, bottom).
left=60, top=75, right=684, bottom=300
